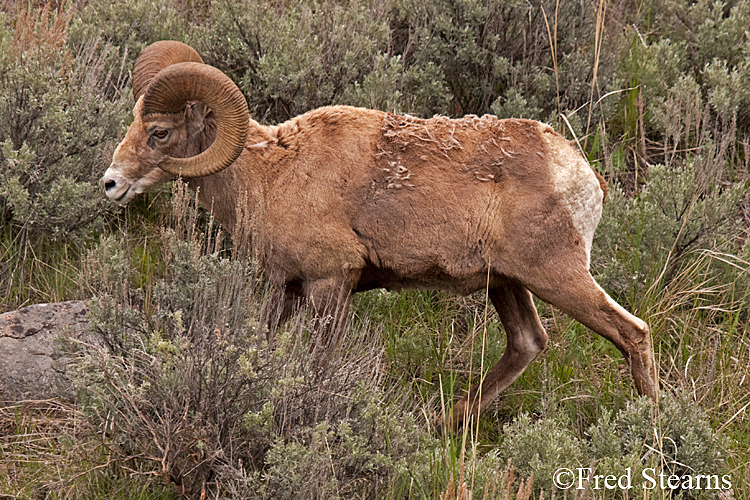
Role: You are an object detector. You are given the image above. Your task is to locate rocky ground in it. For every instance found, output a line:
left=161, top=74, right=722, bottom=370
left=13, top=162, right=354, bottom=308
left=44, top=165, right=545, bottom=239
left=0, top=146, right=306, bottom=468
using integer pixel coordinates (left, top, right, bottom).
left=0, top=301, right=89, bottom=402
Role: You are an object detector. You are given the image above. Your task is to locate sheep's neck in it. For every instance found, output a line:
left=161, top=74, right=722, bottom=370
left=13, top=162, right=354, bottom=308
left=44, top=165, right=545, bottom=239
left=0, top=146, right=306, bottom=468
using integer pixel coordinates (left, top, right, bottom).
left=186, top=119, right=277, bottom=241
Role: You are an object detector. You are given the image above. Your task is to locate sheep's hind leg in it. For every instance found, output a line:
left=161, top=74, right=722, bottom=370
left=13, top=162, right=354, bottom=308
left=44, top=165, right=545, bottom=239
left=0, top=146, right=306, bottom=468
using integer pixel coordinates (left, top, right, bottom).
left=442, top=281, right=549, bottom=433
left=523, top=267, right=659, bottom=401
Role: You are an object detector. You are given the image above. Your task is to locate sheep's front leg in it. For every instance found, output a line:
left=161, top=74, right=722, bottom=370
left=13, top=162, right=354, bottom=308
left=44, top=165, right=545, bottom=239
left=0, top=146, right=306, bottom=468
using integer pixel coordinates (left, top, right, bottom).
left=260, top=285, right=303, bottom=345
left=304, top=278, right=354, bottom=369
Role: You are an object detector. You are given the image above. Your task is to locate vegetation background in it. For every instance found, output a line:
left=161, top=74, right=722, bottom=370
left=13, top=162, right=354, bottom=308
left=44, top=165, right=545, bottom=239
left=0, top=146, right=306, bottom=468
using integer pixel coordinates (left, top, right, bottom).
left=1, top=0, right=749, bottom=498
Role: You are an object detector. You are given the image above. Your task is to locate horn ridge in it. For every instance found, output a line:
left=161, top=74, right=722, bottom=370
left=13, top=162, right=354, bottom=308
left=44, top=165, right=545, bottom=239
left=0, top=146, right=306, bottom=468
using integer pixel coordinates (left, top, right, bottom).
left=132, top=40, right=204, bottom=103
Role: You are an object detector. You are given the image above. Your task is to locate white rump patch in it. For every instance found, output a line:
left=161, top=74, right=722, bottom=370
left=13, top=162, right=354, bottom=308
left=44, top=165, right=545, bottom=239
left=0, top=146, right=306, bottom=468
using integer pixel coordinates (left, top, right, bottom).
left=542, top=125, right=603, bottom=262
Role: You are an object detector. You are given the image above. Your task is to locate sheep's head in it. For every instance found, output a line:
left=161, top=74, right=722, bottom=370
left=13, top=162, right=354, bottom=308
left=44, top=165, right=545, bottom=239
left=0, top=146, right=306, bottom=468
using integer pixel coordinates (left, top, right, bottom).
left=103, top=41, right=249, bottom=204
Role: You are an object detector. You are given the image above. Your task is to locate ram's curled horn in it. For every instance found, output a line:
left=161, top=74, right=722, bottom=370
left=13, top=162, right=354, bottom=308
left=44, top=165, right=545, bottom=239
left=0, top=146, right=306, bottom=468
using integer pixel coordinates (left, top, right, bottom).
left=132, top=40, right=204, bottom=103
left=140, top=62, right=249, bottom=178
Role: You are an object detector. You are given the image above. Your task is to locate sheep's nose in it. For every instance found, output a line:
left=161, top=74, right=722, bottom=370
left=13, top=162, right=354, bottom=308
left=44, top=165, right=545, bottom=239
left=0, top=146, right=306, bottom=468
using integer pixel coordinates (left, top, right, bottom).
left=101, top=169, right=132, bottom=202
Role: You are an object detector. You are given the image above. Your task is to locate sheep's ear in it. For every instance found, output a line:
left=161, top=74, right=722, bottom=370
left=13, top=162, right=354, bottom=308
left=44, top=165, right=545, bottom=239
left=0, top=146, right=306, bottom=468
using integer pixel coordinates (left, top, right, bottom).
left=185, top=101, right=210, bottom=133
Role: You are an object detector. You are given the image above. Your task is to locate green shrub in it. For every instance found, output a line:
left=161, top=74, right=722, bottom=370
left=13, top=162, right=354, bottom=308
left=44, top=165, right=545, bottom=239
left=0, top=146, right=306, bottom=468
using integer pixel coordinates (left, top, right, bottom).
left=391, top=0, right=624, bottom=126
left=593, top=159, right=748, bottom=305
left=0, top=8, right=127, bottom=242
left=70, top=189, right=436, bottom=499
left=68, top=0, right=189, bottom=66
left=609, top=0, right=750, bottom=178
left=587, top=393, right=731, bottom=499
left=195, top=0, right=403, bottom=122
left=0, top=6, right=134, bottom=310
left=501, top=412, right=585, bottom=494
left=498, top=393, right=730, bottom=498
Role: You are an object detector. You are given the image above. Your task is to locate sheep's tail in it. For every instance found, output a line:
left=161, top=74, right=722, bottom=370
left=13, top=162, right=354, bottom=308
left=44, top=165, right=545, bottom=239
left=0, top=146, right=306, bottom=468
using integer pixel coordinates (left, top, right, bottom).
left=594, top=170, right=609, bottom=203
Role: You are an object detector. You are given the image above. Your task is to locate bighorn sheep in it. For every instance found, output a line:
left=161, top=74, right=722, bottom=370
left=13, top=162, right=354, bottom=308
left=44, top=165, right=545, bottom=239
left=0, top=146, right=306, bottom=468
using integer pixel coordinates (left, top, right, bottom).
left=102, top=41, right=659, bottom=431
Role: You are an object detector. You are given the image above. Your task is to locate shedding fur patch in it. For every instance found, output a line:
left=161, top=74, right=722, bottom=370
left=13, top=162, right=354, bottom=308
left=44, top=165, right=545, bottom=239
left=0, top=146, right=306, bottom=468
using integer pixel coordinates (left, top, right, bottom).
left=380, top=113, right=518, bottom=159
left=373, top=114, right=549, bottom=195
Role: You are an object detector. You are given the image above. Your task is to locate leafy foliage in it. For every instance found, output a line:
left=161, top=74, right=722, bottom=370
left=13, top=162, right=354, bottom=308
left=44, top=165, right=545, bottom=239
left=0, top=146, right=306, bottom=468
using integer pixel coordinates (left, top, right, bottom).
left=593, top=161, right=748, bottom=303
left=70, top=189, right=436, bottom=499
left=0, top=8, right=127, bottom=242
left=501, top=393, right=730, bottom=498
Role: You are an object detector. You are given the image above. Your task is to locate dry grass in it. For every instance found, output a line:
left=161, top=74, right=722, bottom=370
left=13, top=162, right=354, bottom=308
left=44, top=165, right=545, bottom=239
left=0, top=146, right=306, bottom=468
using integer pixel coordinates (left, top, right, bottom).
left=0, top=400, right=92, bottom=498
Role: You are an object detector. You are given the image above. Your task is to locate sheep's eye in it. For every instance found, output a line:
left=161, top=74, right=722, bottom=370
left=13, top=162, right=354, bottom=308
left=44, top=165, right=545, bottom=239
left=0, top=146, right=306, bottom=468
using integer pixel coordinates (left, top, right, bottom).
left=153, top=129, right=169, bottom=139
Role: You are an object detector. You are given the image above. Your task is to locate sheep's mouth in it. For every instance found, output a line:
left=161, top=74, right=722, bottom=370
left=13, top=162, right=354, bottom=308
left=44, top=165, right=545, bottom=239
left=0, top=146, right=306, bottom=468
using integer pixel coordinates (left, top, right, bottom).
left=115, top=186, right=135, bottom=204
left=115, top=189, right=130, bottom=203
left=111, top=183, right=135, bottom=204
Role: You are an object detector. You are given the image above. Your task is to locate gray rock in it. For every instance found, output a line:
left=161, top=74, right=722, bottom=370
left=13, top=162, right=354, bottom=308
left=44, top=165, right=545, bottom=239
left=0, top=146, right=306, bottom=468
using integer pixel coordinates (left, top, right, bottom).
left=0, top=300, right=89, bottom=402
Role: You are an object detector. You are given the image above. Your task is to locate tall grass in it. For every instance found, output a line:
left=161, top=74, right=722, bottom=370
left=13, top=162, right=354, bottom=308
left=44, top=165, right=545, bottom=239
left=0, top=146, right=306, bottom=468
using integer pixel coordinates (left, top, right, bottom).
left=0, top=226, right=79, bottom=310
